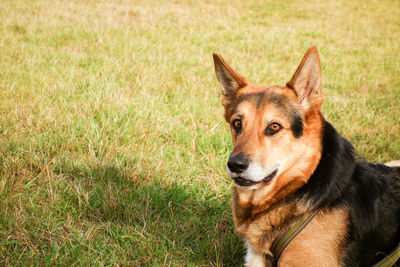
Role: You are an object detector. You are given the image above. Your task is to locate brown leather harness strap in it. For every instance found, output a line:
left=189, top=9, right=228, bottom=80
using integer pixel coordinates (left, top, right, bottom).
left=373, top=242, right=400, bottom=267
left=267, top=210, right=319, bottom=266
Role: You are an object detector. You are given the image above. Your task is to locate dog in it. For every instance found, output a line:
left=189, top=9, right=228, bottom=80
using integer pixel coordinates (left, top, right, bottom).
left=213, top=46, right=400, bottom=266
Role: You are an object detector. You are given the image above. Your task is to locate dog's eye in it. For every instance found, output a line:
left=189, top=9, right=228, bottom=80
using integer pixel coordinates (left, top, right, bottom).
left=232, top=119, right=242, bottom=131
left=266, top=123, right=282, bottom=135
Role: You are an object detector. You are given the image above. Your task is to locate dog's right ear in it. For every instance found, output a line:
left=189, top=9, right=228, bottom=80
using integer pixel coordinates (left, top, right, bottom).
left=286, top=46, right=322, bottom=112
left=213, top=53, right=247, bottom=103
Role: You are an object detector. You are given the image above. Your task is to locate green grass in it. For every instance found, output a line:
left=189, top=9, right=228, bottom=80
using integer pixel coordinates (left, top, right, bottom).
left=0, top=0, right=399, bottom=265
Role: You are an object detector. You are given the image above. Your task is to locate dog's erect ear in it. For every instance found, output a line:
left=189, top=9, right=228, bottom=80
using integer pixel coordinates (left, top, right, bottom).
left=286, top=46, right=322, bottom=111
left=213, top=53, right=247, bottom=100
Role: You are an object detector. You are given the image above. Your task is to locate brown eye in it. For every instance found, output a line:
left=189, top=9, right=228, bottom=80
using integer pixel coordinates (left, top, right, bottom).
left=232, top=119, right=242, bottom=132
left=266, top=123, right=282, bottom=135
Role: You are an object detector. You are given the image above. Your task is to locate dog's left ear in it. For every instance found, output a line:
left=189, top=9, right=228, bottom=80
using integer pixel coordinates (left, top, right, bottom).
left=287, top=46, right=322, bottom=111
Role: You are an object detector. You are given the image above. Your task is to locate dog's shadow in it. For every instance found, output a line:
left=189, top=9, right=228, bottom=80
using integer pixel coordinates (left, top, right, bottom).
left=59, top=164, right=244, bottom=266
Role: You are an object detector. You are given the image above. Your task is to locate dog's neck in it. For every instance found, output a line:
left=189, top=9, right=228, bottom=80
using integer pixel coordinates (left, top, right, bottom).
left=232, top=190, right=309, bottom=255
left=295, top=119, right=356, bottom=208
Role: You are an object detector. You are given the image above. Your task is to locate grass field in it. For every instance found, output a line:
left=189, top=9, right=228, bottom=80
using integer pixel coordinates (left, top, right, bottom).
left=0, top=0, right=399, bottom=265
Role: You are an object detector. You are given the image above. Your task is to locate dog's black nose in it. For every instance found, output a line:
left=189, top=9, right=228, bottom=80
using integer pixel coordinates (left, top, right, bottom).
left=227, top=154, right=249, bottom=173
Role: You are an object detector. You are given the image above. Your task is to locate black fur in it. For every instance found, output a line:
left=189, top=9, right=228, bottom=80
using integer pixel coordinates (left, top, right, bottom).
left=290, top=115, right=303, bottom=138
left=296, top=119, right=400, bottom=266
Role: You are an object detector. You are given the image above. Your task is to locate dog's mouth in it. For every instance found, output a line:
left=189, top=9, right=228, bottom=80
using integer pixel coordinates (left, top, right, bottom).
left=234, top=169, right=278, bottom=187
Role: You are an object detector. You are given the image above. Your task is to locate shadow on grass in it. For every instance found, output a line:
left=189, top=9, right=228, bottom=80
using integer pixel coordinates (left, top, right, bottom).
left=60, top=164, right=244, bottom=266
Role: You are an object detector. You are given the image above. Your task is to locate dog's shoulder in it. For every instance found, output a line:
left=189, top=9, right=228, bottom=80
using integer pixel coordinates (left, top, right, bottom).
left=343, top=161, right=400, bottom=265
left=349, top=161, right=400, bottom=228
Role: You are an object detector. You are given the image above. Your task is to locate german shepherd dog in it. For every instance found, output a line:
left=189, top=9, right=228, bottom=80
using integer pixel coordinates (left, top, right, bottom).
left=213, top=46, right=400, bottom=266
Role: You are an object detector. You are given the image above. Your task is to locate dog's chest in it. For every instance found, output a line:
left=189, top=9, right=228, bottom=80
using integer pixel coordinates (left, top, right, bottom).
left=232, top=200, right=300, bottom=254
left=235, top=204, right=349, bottom=265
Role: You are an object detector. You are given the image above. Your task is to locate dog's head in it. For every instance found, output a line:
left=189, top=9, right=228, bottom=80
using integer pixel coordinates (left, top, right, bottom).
left=214, top=46, right=324, bottom=205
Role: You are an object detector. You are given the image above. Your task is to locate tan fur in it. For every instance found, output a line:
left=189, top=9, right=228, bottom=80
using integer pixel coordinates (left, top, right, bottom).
left=230, top=89, right=323, bottom=216
left=279, top=208, right=349, bottom=266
